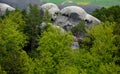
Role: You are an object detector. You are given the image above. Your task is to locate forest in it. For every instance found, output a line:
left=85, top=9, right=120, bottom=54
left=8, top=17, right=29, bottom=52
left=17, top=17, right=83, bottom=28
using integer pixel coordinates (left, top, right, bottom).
left=0, top=4, right=120, bottom=74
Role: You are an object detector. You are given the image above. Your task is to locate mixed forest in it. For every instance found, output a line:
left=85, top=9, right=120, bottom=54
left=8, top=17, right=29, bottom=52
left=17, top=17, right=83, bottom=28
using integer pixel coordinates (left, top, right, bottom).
left=0, top=4, right=120, bottom=74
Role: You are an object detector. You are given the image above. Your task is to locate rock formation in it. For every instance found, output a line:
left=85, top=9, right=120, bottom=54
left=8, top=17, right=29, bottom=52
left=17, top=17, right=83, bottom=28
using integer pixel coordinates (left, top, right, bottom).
left=40, top=4, right=101, bottom=49
left=52, top=6, right=101, bottom=49
left=54, top=6, right=101, bottom=31
left=0, top=2, right=101, bottom=49
left=41, top=3, right=60, bottom=21
left=0, top=3, right=15, bottom=15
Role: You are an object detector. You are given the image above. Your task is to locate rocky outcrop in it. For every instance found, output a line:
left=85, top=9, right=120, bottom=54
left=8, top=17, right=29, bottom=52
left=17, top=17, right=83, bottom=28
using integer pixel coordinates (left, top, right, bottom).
left=54, top=6, right=101, bottom=31
left=71, top=36, right=79, bottom=49
left=41, top=3, right=60, bottom=21
left=0, top=2, right=101, bottom=49
left=52, top=5, right=101, bottom=49
left=40, top=4, right=101, bottom=49
left=0, top=3, right=15, bottom=15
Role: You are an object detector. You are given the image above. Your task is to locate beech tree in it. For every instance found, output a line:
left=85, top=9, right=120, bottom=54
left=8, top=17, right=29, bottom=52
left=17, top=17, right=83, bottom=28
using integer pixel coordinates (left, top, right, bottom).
left=36, top=24, right=74, bottom=74
left=0, top=10, right=34, bottom=74
left=73, top=22, right=120, bottom=74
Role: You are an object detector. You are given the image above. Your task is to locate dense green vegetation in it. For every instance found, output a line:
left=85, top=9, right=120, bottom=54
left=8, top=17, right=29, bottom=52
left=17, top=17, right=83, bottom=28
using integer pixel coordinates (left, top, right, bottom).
left=41, top=0, right=120, bottom=6
left=0, top=4, right=120, bottom=74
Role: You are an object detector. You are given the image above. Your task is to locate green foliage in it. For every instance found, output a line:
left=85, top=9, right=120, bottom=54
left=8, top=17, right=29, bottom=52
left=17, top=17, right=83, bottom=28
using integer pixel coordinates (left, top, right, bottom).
left=71, top=21, right=86, bottom=46
left=24, top=4, right=42, bottom=37
left=2, top=50, right=34, bottom=74
left=73, top=50, right=101, bottom=74
left=36, top=24, right=74, bottom=74
left=92, top=6, right=120, bottom=23
left=88, top=22, right=117, bottom=63
left=92, top=6, right=120, bottom=65
left=1, top=4, right=120, bottom=74
left=57, top=65, right=79, bottom=74
left=73, top=22, right=120, bottom=74
left=6, top=10, right=26, bottom=31
left=98, top=62, right=120, bottom=74
left=113, top=23, right=120, bottom=63
left=71, top=21, right=86, bottom=35
left=0, top=66, right=6, bottom=74
left=0, top=10, right=26, bottom=53
left=28, top=4, right=42, bottom=25
left=42, top=10, right=52, bottom=23
left=42, top=0, right=120, bottom=7
left=80, top=35, right=93, bottom=51
left=0, top=9, right=34, bottom=74
left=23, top=4, right=42, bottom=52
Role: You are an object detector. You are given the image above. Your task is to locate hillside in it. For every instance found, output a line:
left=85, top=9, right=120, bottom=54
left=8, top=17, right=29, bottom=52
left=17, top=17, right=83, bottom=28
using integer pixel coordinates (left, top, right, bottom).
left=41, top=0, right=120, bottom=6
left=0, top=0, right=100, bottom=13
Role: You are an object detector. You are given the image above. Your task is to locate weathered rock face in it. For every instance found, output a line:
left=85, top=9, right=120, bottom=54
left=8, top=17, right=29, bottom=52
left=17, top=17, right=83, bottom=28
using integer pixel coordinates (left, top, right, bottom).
left=84, top=14, right=101, bottom=29
left=51, top=6, right=101, bottom=49
left=71, top=36, right=80, bottom=49
left=53, top=6, right=101, bottom=31
left=40, top=3, right=60, bottom=21
left=61, top=6, right=87, bottom=20
left=0, top=3, right=15, bottom=15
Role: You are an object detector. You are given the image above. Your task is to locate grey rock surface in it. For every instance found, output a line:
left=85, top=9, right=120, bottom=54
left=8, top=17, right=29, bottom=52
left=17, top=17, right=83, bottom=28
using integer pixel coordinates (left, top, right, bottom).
left=41, top=3, right=60, bottom=20
left=71, top=36, right=79, bottom=49
left=52, top=6, right=101, bottom=49
left=71, top=42, right=79, bottom=49
left=0, top=3, right=15, bottom=15
left=54, top=6, right=101, bottom=31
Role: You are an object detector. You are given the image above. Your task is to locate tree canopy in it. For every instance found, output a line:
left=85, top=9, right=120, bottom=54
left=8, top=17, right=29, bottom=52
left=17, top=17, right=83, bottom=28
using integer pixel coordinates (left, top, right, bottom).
left=0, top=4, right=120, bottom=74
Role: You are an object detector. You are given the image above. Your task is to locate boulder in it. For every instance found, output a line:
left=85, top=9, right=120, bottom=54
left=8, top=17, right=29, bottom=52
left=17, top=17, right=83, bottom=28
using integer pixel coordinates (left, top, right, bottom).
left=85, top=14, right=101, bottom=24
left=0, top=3, right=15, bottom=15
left=40, top=3, right=60, bottom=21
left=54, top=6, right=101, bottom=31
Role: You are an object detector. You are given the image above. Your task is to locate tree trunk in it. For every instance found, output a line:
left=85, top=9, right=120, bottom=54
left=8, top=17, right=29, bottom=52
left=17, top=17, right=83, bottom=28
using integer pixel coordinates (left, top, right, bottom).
left=77, top=32, right=81, bottom=47
left=31, top=24, right=35, bottom=51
